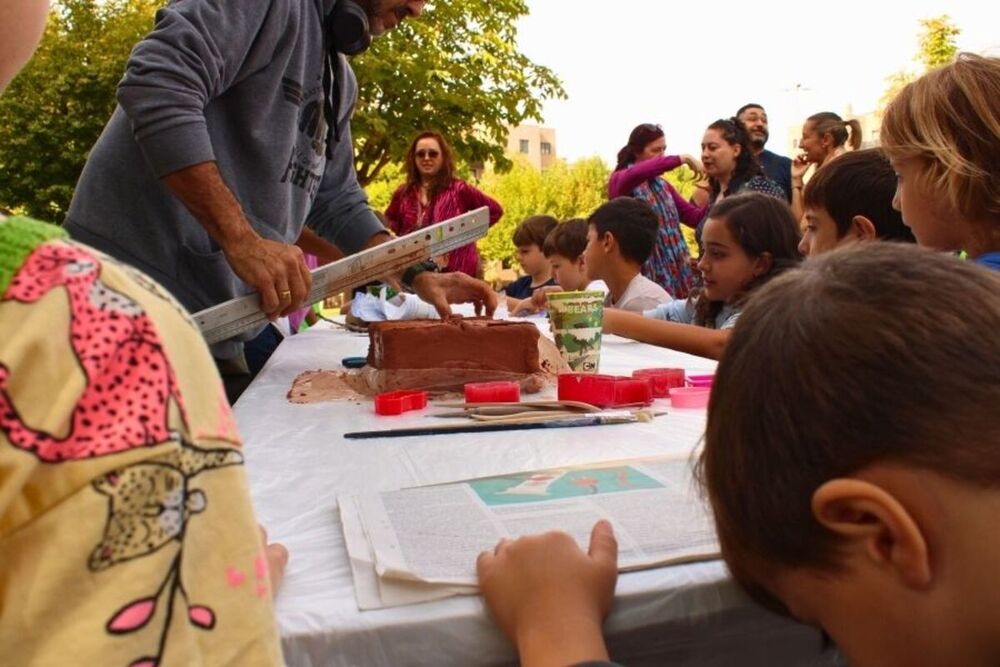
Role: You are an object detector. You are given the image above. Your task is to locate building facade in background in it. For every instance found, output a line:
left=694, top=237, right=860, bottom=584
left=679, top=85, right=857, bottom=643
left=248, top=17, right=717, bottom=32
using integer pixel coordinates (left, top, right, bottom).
left=785, top=105, right=881, bottom=157
left=506, top=124, right=557, bottom=170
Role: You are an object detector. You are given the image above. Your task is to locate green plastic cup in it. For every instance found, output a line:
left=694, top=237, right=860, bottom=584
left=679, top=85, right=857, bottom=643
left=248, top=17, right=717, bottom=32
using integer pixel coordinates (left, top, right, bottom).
left=547, top=290, right=604, bottom=373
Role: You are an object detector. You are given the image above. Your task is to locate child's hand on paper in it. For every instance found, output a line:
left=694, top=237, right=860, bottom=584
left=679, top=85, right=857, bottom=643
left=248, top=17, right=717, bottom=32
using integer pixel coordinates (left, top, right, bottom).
left=259, top=526, right=289, bottom=596
left=476, top=520, right=618, bottom=665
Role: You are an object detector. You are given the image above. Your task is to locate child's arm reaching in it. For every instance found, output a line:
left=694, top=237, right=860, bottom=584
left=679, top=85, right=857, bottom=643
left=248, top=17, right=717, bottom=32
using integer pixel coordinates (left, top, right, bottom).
left=477, top=521, right=619, bottom=667
left=505, top=294, right=525, bottom=312
left=511, top=285, right=563, bottom=316
left=603, top=308, right=731, bottom=360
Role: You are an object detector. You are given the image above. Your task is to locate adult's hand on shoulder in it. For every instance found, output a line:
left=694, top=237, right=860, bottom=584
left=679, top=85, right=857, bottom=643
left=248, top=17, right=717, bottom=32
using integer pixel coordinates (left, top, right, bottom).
left=681, top=154, right=706, bottom=181
left=476, top=520, right=618, bottom=666
left=411, top=271, right=497, bottom=319
left=224, top=236, right=311, bottom=319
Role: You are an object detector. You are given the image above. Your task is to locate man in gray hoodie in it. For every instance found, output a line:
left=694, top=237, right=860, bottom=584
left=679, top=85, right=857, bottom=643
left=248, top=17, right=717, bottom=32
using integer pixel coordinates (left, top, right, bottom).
left=66, top=0, right=494, bottom=363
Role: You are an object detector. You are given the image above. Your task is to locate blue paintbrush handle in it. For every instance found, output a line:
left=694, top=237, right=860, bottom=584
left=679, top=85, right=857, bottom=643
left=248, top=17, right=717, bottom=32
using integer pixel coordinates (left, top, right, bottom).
left=343, top=415, right=630, bottom=440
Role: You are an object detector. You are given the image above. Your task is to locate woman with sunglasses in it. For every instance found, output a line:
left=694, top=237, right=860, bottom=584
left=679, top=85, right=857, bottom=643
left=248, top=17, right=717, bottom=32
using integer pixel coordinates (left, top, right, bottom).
left=609, top=123, right=705, bottom=298
left=385, top=131, right=503, bottom=276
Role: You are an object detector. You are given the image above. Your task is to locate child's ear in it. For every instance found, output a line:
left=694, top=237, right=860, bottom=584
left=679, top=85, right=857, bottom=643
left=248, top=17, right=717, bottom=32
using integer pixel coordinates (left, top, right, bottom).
left=812, top=479, right=932, bottom=589
left=849, top=215, right=877, bottom=241
left=601, top=231, right=616, bottom=254
left=751, top=251, right=773, bottom=278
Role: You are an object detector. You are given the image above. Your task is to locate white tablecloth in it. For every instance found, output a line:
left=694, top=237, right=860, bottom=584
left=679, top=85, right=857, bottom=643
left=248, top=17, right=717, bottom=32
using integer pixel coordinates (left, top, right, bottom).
left=236, top=318, right=842, bottom=666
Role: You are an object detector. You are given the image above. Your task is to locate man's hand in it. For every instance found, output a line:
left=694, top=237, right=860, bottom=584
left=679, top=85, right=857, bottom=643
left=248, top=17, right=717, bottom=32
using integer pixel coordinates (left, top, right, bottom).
left=411, top=271, right=497, bottom=319
left=161, top=161, right=312, bottom=318
left=476, top=521, right=618, bottom=666
left=224, top=235, right=311, bottom=318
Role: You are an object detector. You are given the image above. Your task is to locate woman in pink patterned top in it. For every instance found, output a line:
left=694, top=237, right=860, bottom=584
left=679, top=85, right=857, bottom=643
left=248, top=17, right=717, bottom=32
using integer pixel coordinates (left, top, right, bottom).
left=385, top=131, right=504, bottom=276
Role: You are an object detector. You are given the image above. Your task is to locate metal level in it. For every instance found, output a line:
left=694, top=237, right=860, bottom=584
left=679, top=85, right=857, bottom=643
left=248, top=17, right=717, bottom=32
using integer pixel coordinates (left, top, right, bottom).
left=193, top=207, right=490, bottom=345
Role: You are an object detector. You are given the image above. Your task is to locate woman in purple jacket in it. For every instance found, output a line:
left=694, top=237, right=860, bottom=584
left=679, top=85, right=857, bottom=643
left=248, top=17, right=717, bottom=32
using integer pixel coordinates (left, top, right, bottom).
left=608, top=124, right=703, bottom=298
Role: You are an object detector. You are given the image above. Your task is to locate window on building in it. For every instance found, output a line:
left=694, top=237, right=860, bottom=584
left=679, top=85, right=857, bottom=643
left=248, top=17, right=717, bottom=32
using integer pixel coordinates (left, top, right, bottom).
left=540, top=141, right=552, bottom=156
left=519, top=139, right=529, bottom=154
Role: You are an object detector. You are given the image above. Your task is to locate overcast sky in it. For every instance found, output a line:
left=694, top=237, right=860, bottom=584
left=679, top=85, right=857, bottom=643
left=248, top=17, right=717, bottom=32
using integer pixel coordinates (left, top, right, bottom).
left=515, top=0, right=1000, bottom=165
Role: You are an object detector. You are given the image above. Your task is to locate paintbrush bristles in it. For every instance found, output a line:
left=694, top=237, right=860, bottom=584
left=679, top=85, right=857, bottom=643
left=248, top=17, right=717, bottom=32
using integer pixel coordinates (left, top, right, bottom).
left=635, top=410, right=655, bottom=423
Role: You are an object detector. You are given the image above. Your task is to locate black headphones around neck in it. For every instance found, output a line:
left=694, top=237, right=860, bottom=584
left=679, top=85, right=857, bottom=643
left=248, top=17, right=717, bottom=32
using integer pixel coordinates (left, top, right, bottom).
left=328, top=0, right=371, bottom=56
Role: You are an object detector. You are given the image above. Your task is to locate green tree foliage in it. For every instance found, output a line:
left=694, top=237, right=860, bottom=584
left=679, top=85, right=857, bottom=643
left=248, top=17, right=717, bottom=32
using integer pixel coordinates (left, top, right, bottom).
left=880, top=15, right=961, bottom=111
left=663, top=165, right=702, bottom=255
left=350, top=0, right=565, bottom=186
left=918, top=15, right=960, bottom=69
left=1, top=0, right=562, bottom=220
left=0, top=0, right=158, bottom=219
left=475, top=156, right=610, bottom=265
left=663, top=165, right=700, bottom=201
left=363, top=162, right=404, bottom=213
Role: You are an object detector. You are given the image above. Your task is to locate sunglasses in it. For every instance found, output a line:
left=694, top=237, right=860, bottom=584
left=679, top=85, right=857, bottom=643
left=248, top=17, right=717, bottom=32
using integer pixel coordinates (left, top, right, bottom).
left=416, top=149, right=440, bottom=159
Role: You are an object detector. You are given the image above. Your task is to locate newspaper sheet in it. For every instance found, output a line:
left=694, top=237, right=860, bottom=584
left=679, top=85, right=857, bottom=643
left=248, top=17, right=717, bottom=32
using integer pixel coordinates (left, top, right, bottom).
left=340, top=456, right=718, bottom=603
left=340, top=496, right=476, bottom=610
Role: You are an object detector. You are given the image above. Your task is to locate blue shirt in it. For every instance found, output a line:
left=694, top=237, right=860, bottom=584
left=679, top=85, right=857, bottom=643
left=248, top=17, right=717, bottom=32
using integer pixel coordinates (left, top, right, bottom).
left=757, top=149, right=792, bottom=202
left=974, top=252, right=1000, bottom=271
left=503, top=275, right=557, bottom=299
left=643, top=298, right=741, bottom=329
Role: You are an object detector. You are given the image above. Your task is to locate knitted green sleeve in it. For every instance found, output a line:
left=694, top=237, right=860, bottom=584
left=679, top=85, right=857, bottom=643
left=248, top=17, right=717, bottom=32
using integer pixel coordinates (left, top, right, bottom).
left=0, top=216, right=69, bottom=295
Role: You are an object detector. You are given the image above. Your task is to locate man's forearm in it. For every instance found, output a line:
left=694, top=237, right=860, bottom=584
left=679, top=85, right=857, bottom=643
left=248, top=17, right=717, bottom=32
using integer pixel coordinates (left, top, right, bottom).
left=161, top=161, right=257, bottom=249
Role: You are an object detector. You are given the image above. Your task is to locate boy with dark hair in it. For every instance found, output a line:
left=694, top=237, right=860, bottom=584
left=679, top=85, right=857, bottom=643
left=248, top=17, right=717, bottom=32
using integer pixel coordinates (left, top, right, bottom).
left=502, top=215, right=558, bottom=308
left=543, top=218, right=591, bottom=292
left=584, top=198, right=670, bottom=312
left=799, top=148, right=915, bottom=256
left=512, top=219, right=608, bottom=315
left=477, top=243, right=1000, bottom=666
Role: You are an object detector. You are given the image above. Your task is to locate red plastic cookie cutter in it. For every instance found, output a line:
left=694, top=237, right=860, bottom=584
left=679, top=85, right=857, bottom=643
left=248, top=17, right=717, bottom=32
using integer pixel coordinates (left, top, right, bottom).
left=374, top=390, right=428, bottom=415
left=464, top=381, right=521, bottom=404
left=632, top=368, right=686, bottom=398
left=670, top=387, right=711, bottom=409
left=687, top=373, right=715, bottom=388
left=557, top=373, right=653, bottom=408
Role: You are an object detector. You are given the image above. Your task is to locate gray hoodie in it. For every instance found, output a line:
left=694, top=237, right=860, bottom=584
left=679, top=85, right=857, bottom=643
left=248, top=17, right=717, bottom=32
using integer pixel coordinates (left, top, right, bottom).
left=65, top=0, right=384, bottom=355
